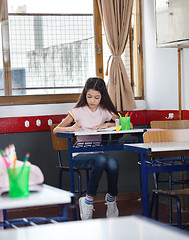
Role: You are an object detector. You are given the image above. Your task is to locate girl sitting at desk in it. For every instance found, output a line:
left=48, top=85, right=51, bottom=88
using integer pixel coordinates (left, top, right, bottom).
left=54, top=77, right=121, bottom=220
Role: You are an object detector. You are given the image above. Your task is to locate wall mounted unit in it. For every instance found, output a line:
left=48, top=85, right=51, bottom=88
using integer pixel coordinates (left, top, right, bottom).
left=155, top=0, right=189, bottom=48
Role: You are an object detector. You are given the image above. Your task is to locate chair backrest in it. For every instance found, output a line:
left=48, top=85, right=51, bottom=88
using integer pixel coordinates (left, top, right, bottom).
left=143, top=129, right=189, bottom=143
left=50, top=123, right=68, bottom=151
left=150, top=120, right=189, bottom=129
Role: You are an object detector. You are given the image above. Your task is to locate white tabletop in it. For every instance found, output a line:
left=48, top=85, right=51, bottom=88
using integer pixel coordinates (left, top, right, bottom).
left=74, top=128, right=144, bottom=136
left=0, top=184, right=74, bottom=210
left=0, top=215, right=188, bottom=240
left=124, top=141, right=189, bottom=153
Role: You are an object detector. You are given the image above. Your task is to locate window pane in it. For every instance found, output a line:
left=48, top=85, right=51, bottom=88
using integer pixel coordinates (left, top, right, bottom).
left=9, top=14, right=95, bottom=95
left=7, top=0, right=94, bottom=96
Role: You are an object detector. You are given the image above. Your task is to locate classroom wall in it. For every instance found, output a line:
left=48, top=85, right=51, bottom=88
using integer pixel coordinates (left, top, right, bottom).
left=1, top=0, right=189, bottom=195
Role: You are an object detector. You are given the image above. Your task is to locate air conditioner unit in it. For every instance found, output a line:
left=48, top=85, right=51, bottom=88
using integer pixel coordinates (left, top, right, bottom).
left=155, top=0, right=189, bottom=48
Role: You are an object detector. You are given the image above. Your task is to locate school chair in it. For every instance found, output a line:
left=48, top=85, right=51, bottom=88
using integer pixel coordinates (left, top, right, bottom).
left=153, top=188, right=189, bottom=228
left=143, top=129, right=189, bottom=228
left=50, top=123, right=90, bottom=198
left=150, top=120, right=189, bottom=222
left=150, top=120, right=189, bottom=129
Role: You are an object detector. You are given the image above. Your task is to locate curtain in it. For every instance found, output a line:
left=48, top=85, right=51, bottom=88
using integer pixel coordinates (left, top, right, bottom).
left=0, top=0, right=4, bottom=21
left=97, top=0, right=136, bottom=112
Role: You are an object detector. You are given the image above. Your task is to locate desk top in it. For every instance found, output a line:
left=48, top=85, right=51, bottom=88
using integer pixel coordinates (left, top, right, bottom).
left=0, top=215, right=188, bottom=240
left=57, top=128, right=145, bottom=137
left=0, top=184, right=74, bottom=210
left=75, top=128, right=145, bottom=136
left=124, top=141, right=189, bottom=154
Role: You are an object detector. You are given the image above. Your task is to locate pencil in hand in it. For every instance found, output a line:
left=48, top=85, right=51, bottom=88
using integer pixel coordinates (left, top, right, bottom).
left=70, top=110, right=77, bottom=123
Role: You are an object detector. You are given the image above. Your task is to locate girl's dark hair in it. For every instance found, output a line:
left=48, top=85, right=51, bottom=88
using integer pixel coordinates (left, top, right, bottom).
left=75, top=77, right=118, bottom=115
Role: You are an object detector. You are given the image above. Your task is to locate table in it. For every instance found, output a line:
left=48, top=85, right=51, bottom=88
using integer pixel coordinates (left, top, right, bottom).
left=123, top=141, right=189, bottom=217
left=0, top=184, right=74, bottom=228
left=57, top=128, right=145, bottom=219
left=0, top=215, right=188, bottom=240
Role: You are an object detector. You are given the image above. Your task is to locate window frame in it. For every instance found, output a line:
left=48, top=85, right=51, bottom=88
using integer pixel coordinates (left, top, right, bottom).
left=0, top=0, right=143, bottom=106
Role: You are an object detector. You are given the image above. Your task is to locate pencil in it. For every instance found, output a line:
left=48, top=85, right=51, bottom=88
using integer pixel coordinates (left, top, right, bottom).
left=20, top=153, right=30, bottom=175
left=23, top=153, right=30, bottom=165
left=129, top=112, right=133, bottom=118
left=0, top=149, right=10, bottom=168
left=70, top=110, right=77, bottom=123
left=118, top=112, right=122, bottom=118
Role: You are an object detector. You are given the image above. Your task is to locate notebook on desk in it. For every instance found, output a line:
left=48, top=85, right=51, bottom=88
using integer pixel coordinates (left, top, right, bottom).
left=97, top=126, right=116, bottom=132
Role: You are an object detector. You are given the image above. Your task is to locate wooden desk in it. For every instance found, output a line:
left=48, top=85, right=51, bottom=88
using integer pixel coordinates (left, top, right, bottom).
left=0, top=184, right=74, bottom=228
left=123, top=142, right=189, bottom=217
left=57, top=128, right=145, bottom=219
left=0, top=215, right=188, bottom=240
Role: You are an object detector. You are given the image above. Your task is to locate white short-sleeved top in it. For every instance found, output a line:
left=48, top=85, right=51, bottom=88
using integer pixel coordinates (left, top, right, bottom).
left=69, top=105, right=113, bottom=145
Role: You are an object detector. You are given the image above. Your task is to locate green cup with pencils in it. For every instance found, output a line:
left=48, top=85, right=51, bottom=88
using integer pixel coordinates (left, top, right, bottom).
left=7, top=165, right=30, bottom=198
left=120, top=116, right=130, bottom=130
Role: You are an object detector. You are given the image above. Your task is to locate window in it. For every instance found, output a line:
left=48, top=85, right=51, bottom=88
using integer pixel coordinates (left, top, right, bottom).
left=0, top=0, right=143, bottom=105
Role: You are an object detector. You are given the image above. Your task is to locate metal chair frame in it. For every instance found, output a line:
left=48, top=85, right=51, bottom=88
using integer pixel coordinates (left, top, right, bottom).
left=51, top=123, right=90, bottom=198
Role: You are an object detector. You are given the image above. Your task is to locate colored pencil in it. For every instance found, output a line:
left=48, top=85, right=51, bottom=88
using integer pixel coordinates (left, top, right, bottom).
left=129, top=112, right=133, bottom=118
left=23, top=153, right=30, bottom=165
left=0, top=149, right=10, bottom=168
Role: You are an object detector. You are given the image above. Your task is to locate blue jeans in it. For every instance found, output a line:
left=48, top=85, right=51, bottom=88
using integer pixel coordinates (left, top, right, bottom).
left=73, top=153, right=119, bottom=197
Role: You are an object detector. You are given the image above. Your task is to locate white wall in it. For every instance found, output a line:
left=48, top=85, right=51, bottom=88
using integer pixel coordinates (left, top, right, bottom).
left=143, top=0, right=189, bottom=110
left=0, top=101, right=146, bottom=118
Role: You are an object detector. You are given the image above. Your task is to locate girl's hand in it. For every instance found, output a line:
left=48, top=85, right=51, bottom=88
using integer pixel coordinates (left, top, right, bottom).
left=70, top=123, right=82, bottom=132
left=92, top=122, right=114, bottom=131
left=92, top=124, right=103, bottom=131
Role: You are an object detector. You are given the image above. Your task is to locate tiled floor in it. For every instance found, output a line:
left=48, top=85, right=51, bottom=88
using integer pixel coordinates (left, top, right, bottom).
left=6, top=192, right=189, bottom=231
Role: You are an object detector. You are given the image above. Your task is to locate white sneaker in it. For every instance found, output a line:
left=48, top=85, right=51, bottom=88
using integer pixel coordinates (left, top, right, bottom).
left=105, top=194, right=119, bottom=218
left=79, top=197, right=94, bottom=220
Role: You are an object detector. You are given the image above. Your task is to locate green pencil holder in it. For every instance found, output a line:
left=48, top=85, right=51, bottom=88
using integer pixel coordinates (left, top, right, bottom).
left=7, top=166, right=30, bottom=198
left=120, top=117, right=130, bottom=130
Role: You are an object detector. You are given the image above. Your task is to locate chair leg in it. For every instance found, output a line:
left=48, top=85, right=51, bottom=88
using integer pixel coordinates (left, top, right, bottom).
left=76, top=170, right=82, bottom=198
left=154, top=192, right=159, bottom=220
left=151, top=172, right=159, bottom=220
left=59, top=169, right=63, bottom=189
left=57, top=151, right=63, bottom=189
left=168, top=172, right=173, bottom=223
left=176, top=196, right=182, bottom=228
left=150, top=192, right=155, bottom=217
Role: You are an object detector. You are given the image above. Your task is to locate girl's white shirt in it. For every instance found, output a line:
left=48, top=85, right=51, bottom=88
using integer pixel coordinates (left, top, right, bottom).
left=70, top=105, right=113, bottom=155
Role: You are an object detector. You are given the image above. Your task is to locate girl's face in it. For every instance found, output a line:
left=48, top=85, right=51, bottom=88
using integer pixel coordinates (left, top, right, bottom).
left=86, top=89, right=102, bottom=112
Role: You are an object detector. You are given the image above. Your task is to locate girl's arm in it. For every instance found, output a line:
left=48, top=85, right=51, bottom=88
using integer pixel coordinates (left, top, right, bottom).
left=111, top=113, right=119, bottom=121
left=92, top=113, right=119, bottom=130
left=53, top=114, right=82, bottom=134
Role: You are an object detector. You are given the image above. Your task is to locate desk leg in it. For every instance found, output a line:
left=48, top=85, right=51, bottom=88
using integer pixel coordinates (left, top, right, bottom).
left=139, top=133, right=144, bottom=143
left=67, top=138, right=77, bottom=220
left=140, top=153, right=150, bottom=217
